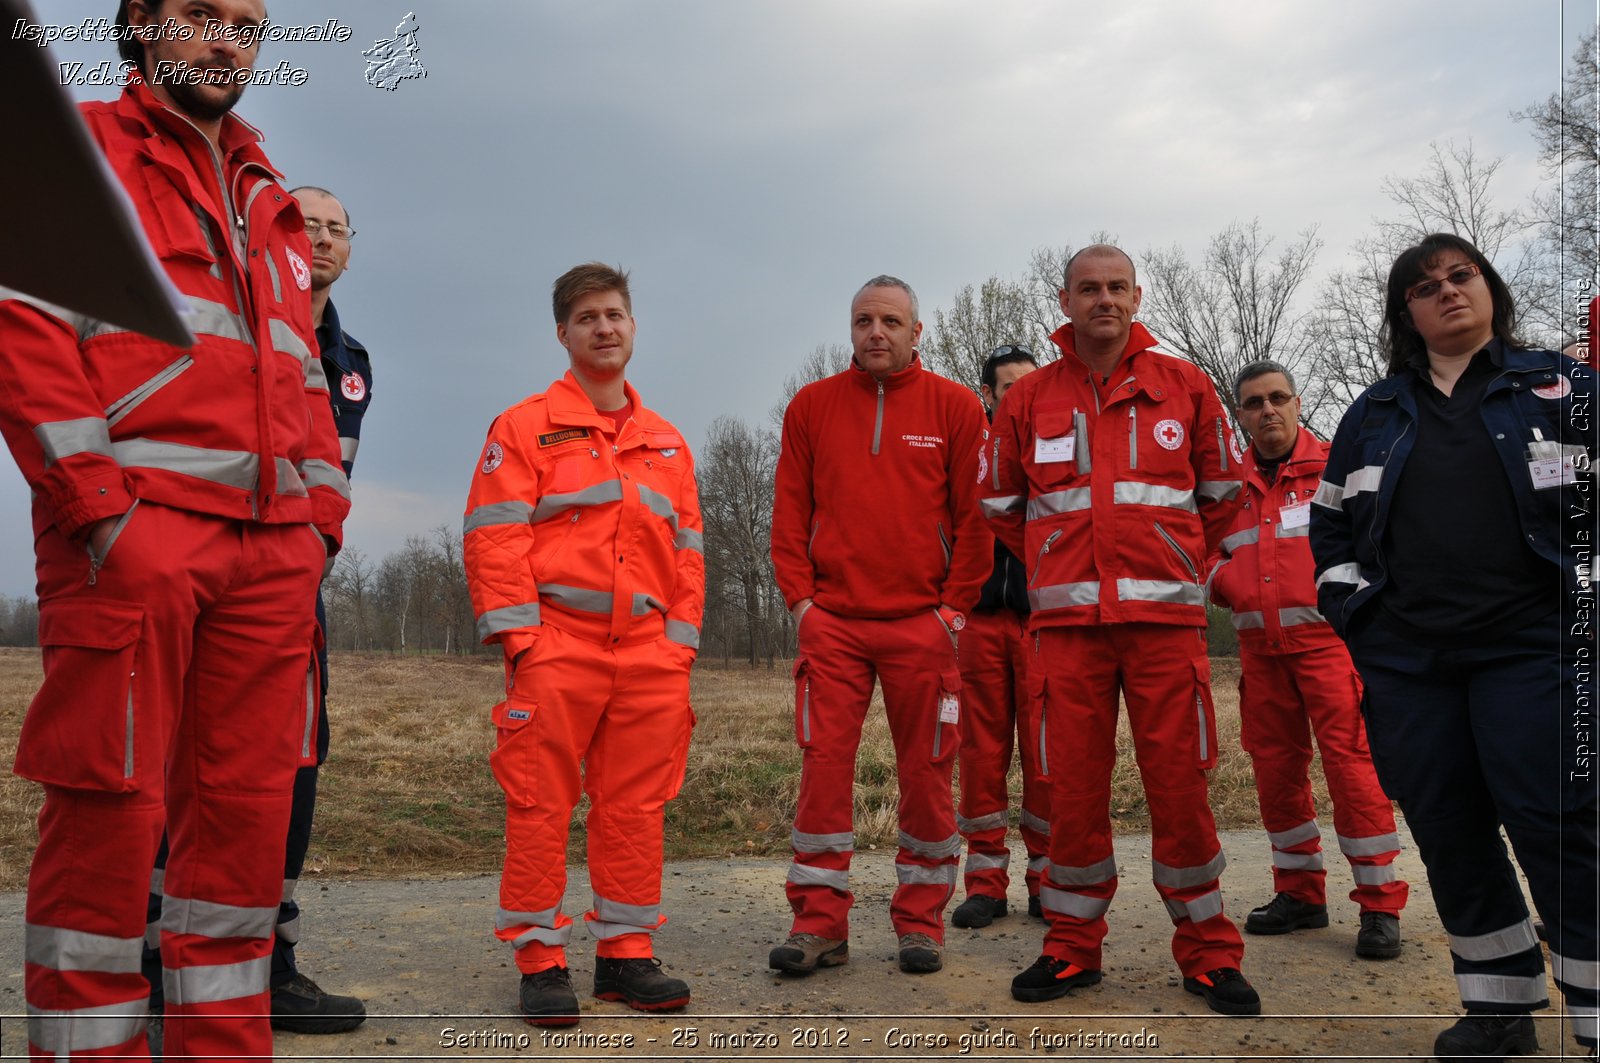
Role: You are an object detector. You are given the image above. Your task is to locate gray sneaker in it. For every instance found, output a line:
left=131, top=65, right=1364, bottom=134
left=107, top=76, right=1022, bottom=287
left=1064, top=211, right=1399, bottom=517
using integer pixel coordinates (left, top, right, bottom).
left=897, top=933, right=943, bottom=974
left=768, top=933, right=848, bottom=974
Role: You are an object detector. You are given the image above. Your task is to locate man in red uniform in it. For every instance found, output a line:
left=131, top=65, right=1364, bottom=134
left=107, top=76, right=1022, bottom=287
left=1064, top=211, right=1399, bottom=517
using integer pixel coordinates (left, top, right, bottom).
left=983, top=245, right=1259, bottom=1015
left=770, top=276, right=990, bottom=975
left=1207, top=361, right=1408, bottom=957
left=952, top=345, right=1051, bottom=930
left=464, top=263, right=703, bottom=1025
left=0, top=1, right=349, bottom=1058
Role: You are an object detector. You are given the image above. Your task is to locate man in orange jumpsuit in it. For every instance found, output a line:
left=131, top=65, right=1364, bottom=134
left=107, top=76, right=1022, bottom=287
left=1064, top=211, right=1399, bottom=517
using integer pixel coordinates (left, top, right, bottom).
left=1206, top=361, right=1407, bottom=957
left=464, top=263, right=703, bottom=1025
left=770, top=275, right=990, bottom=976
left=0, top=1, right=349, bottom=1058
left=983, top=245, right=1259, bottom=1015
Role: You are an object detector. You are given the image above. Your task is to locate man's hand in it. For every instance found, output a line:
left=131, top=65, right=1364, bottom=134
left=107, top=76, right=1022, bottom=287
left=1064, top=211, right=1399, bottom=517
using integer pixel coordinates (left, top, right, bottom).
left=86, top=514, right=121, bottom=558
left=792, top=597, right=814, bottom=625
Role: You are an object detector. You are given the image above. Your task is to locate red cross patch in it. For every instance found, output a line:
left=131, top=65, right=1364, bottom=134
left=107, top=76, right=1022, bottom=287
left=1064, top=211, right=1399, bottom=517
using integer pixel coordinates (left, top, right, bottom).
left=340, top=372, right=366, bottom=402
left=1154, top=418, right=1185, bottom=450
left=481, top=441, right=504, bottom=474
left=285, top=249, right=311, bottom=291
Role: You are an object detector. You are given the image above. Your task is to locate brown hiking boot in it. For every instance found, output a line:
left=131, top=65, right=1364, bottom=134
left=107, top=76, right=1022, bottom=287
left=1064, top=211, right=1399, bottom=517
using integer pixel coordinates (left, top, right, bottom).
left=768, top=933, right=848, bottom=974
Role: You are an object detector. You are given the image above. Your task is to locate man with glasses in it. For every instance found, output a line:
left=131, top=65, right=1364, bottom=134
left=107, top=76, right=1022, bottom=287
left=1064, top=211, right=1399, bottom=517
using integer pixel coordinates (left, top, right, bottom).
left=951, top=344, right=1051, bottom=930
left=1206, top=361, right=1408, bottom=960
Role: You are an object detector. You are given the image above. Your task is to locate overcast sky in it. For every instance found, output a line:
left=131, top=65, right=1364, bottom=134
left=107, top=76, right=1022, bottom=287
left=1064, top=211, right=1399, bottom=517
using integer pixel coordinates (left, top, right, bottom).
left=2, top=1, right=1594, bottom=597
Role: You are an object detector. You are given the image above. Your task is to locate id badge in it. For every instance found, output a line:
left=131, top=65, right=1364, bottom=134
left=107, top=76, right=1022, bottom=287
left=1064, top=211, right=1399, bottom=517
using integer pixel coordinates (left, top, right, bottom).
left=1035, top=434, right=1074, bottom=463
left=1279, top=502, right=1311, bottom=529
left=938, top=692, right=960, bottom=724
left=1526, top=438, right=1584, bottom=490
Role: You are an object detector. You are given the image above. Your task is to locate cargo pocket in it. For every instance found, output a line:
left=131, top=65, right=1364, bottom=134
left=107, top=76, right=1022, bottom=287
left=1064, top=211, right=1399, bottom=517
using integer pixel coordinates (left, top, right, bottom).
left=665, top=703, right=698, bottom=801
left=793, top=658, right=813, bottom=748
left=1036, top=675, right=1050, bottom=779
left=488, top=694, right=539, bottom=806
left=932, top=670, right=961, bottom=759
left=17, top=598, right=147, bottom=791
left=1192, top=658, right=1219, bottom=770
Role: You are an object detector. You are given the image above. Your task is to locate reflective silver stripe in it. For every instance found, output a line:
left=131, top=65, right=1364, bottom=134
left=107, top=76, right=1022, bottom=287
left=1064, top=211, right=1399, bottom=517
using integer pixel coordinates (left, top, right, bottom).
left=1040, top=887, right=1110, bottom=920
left=34, top=417, right=113, bottom=466
left=637, top=483, right=680, bottom=527
left=263, top=244, right=282, bottom=299
left=590, top=919, right=663, bottom=939
left=475, top=601, right=542, bottom=641
left=1351, top=864, right=1396, bottom=885
left=27, top=998, right=148, bottom=1054
left=271, top=456, right=307, bottom=497
left=1311, top=479, right=1344, bottom=509
left=281, top=878, right=298, bottom=903
left=25, top=923, right=142, bottom=974
left=593, top=896, right=660, bottom=928
left=269, top=317, right=314, bottom=367
left=792, top=829, right=854, bottom=854
left=1449, top=920, right=1540, bottom=961
left=1276, top=522, right=1310, bottom=539
left=150, top=868, right=165, bottom=894
left=464, top=500, right=535, bottom=534
left=161, top=896, right=277, bottom=940
left=297, top=457, right=351, bottom=500
left=85, top=295, right=251, bottom=346
left=1552, top=952, right=1600, bottom=991
left=675, top=527, right=704, bottom=553
left=1316, top=562, right=1362, bottom=589
left=981, top=494, right=1026, bottom=518
left=1165, top=889, right=1225, bottom=924
left=1030, top=581, right=1100, bottom=611
left=956, top=810, right=1007, bottom=833
left=1027, top=487, right=1092, bottom=519
left=1220, top=526, right=1259, bottom=554
left=1113, top=482, right=1196, bottom=510
left=540, top=584, right=611, bottom=614
left=1338, top=465, right=1384, bottom=504
left=164, top=954, right=271, bottom=1006
left=511, top=924, right=571, bottom=948
left=112, top=438, right=258, bottom=490
left=899, top=830, right=962, bottom=859
left=1338, top=831, right=1400, bottom=857
left=304, top=357, right=329, bottom=393
left=1232, top=610, right=1265, bottom=630
left=340, top=436, right=360, bottom=464
left=787, top=864, right=850, bottom=891
left=532, top=481, right=624, bottom=523
left=896, top=863, right=957, bottom=886
left=105, top=355, right=195, bottom=427
left=965, top=852, right=1010, bottom=871
left=145, top=920, right=161, bottom=949
left=1049, top=856, right=1118, bottom=887
left=277, top=913, right=301, bottom=944
left=1272, top=851, right=1324, bottom=871
left=1196, top=479, right=1242, bottom=502
left=1028, top=855, right=1050, bottom=873
left=1455, top=973, right=1548, bottom=1007
left=1268, top=820, right=1321, bottom=848
left=1571, top=1005, right=1598, bottom=1041
left=664, top=620, right=700, bottom=649
left=497, top=905, right=562, bottom=930
left=1151, top=850, right=1227, bottom=889
left=1020, top=809, right=1051, bottom=835
left=1117, top=579, right=1205, bottom=607
left=1279, top=605, right=1326, bottom=627
left=633, top=592, right=669, bottom=616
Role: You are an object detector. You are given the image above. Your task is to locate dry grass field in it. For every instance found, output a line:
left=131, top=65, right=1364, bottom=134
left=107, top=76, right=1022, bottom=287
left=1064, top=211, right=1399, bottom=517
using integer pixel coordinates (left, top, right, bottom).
left=0, top=649, right=1332, bottom=891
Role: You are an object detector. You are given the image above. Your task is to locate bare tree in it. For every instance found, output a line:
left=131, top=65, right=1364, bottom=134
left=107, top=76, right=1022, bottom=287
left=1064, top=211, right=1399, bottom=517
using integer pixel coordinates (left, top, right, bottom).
left=325, top=547, right=374, bottom=650
left=770, top=343, right=851, bottom=431
left=698, top=415, right=781, bottom=664
left=921, top=276, right=1039, bottom=393
left=1140, top=219, right=1323, bottom=418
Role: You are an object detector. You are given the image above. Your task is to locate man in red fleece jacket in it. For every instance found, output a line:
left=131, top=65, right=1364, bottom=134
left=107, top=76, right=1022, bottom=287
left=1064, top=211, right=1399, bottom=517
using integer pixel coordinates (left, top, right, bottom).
left=770, top=275, right=990, bottom=976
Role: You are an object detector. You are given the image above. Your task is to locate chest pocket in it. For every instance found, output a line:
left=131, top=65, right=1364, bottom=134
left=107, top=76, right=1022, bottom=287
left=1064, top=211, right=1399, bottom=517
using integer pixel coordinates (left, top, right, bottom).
left=136, top=163, right=219, bottom=266
left=1030, top=403, right=1078, bottom=487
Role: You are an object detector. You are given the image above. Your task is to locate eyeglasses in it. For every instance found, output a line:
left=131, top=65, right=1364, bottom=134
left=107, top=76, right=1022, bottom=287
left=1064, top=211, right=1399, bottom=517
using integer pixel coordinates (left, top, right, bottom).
left=304, top=220, right=355, bottom=242
left=1239, top=391, right=1296, bottom=413
left=1405, top=263, right=1480, bottom=303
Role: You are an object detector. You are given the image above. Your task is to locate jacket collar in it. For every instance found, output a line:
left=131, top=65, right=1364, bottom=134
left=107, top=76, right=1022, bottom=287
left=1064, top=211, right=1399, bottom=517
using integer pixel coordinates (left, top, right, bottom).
left=850, top=352, right=925, bottom=391
left=117, top=75, right=271, bottom=165
left=546, top=370, right=645, bottom=431
left=1049, top=320, right=1159, bottom=373
left=1244, top=422, right=1323, bottom=489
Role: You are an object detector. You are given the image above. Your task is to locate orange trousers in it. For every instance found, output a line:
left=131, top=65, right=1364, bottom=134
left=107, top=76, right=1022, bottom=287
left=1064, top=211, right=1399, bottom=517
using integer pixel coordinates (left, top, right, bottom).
left=492, top=627, right=695, bottom=973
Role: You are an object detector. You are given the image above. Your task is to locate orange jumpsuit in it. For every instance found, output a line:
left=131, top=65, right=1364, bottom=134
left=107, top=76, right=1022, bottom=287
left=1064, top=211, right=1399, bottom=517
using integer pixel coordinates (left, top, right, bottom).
left=464, top=372, right=703, bottom=972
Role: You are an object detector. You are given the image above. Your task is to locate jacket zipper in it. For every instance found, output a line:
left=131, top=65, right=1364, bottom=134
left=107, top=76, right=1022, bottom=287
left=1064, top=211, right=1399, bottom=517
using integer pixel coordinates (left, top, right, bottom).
left=87, top=499, right=141, bottom=586
left=1029, top=529, right=1063, bottom=586
left=871, top=381, right=885, bottom=455
left=1153, top=521, right=1199, bottom=582
left=991, top=437, right=1002, bottom=489
left=807, top=521, right=819, bottom=560
left=105, top=356, right=195, bottom=427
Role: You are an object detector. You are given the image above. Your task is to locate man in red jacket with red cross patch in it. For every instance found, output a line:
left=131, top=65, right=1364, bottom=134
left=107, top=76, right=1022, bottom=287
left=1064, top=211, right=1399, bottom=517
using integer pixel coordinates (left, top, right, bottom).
left=982, top=245, right=1259, bottom=1015
left=770, top=275, right=991, bottom=977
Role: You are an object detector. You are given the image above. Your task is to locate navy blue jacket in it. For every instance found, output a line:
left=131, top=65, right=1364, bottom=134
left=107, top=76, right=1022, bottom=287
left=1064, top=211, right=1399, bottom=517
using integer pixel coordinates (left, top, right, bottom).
left=976, top=538, right=1029, bottom=615
left=1310, top=341, right=1595, bottom=639
left=316, top=298, right=373, bottom=478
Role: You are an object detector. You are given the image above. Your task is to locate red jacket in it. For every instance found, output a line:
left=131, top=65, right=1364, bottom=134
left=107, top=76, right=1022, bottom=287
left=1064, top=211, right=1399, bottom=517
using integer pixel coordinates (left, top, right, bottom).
left=772, top=357, right=990, bottom=619
left=1207, top=427, right=1342, bottom=654
left=0, top=79, right=348, bottom=544
left=464, top=372, right=705, bottom=657
left=982, top=322, right=1242, bottom=628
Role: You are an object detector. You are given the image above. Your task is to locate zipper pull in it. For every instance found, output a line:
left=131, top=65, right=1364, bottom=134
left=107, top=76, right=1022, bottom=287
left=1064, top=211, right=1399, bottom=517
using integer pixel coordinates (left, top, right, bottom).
left=88, top=556, right=101, bottom=586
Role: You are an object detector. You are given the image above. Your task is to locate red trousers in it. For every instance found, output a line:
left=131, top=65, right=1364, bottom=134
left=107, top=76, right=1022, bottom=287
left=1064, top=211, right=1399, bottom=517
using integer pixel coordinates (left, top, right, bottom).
left=955, top=608, right=1048, bottom=901
left=1037, top=623, right=1244, bottom=976
left=492, top=626, right=696, bottom=973
left=20, top=502, right=323, bottom=1062
left=788, top=605, right=961, bottom=941
left=1238, top=645, right=1407, bottom=914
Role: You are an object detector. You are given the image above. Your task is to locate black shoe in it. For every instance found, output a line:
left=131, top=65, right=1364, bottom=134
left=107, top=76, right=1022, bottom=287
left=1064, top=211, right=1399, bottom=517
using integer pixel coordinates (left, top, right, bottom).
left=1431, top=1013, right=1538, bottom=1058
left=1011, top=955, right=1102, bottom=1003
left=1355, top=911, right=1402, bottom=959
left=897, top=933, right=943, bottom=974
left=951, top=894, right=1008, bottom=929
left=269, top=973, right=367, bottom=1033
left=519, top=966, right=579, bottom=1027
left=593, top=957, right=690, bottom=1011
left=1244, top=892, right=1329, bottom=935
left=1028, top=895, right=1043, bottom=919
left=1183, top=967, right=1262, bottom=1016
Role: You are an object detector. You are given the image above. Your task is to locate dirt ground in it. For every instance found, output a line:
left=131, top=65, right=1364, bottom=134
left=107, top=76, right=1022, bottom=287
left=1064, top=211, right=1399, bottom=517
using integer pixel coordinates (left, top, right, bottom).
left=1, top=826, right=1588, bottom=1062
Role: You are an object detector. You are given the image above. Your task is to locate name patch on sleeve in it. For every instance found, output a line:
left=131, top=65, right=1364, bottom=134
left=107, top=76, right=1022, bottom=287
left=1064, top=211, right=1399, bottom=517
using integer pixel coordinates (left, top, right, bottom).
left=538, top=428, right=589, bottom=447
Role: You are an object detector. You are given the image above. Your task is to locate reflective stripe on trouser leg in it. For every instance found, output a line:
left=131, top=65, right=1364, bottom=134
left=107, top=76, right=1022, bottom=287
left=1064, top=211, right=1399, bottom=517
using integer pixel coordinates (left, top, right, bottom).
left=955, top=609, right=1020, bottom=899
left=584, top=635, right=695, bottom=960
left=1237, top=650, right=1328, bottom=906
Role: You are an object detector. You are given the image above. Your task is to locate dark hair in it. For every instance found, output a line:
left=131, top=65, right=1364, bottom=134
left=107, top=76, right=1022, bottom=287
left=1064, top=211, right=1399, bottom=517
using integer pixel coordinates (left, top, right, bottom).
left=552, top=262, right=631, bottom=325
left=115, top=0, right=154, bottom=74
left=288, top=186, right=351, bottom=228
left=1382, top=232, right=1520, bottom=375
left=1232, top=359, right=1296, bottom=402
left=982, top=344, right=1037, bottom=390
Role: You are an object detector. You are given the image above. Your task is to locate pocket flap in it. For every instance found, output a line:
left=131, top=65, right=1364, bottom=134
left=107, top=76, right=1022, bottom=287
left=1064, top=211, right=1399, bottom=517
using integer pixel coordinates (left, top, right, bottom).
left=1036, top=408, right=1074, bottom=439
left=940, top=669, right=962, bottom=693
left=491, top=696, right=536, bottom=731
left=39, top=599, right=142, bottom=651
